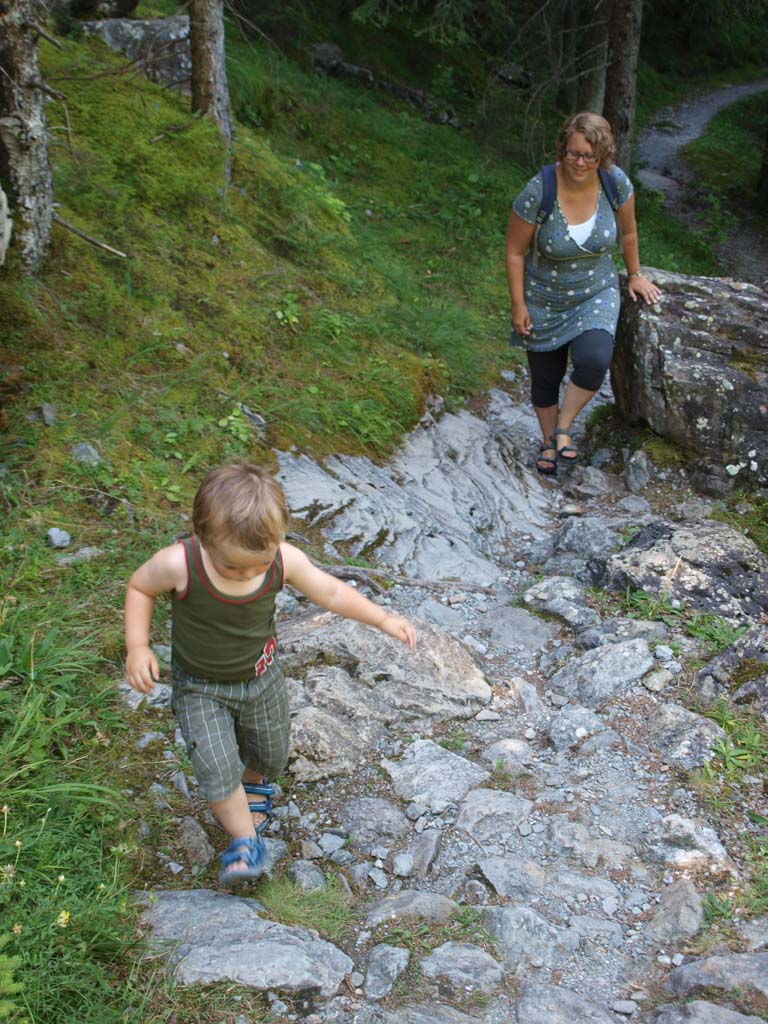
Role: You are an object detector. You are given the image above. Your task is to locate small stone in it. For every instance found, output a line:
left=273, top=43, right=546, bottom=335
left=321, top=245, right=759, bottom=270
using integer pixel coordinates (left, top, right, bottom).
left=644, top=669, right=673, bottom=693
left=551, top=693, right=569, bottom=707
left=524, top=727, right=536, bottom=740
left=475, top=709, right=501, bottom=721
left=318, top=833, right=346, bottom=855
left=41, top=403, right=58, bottom=425
left=654, top=645, right=674, bottom=662
left=330, top=849, right=356, bottom=866
left=56, top=546, right=105, bottom=566
left=135, top=731, right=165, bottom=751
left=406, top=802, right=427, bottom=821
left=612, top=1001, right=637, bottom=1016
left=301, top=840, right=324, bottom=860
left=392, top=853, right=414, bottom=878
left=368, top=868, right=388, bottom=889
left=47, top=528, right=71, bottom=548
left=72, top=442, right=101, bottom=466
left=671, top=953, right=684, bottom=966
left=657, top=954, right=671, bottom=965
left=350, top=972, right=364, bottom=988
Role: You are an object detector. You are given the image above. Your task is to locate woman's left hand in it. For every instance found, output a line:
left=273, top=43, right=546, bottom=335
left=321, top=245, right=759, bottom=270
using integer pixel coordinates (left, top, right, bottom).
left=627, top=273, right=661, bottom=305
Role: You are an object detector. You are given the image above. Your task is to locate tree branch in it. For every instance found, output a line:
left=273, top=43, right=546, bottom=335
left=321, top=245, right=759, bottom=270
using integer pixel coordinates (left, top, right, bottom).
left=52, top=212, right=128, bottom=258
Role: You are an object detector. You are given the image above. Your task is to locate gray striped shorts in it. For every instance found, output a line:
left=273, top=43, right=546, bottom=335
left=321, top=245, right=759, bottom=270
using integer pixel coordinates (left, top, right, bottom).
left=171, top=659, right=290, bottom=802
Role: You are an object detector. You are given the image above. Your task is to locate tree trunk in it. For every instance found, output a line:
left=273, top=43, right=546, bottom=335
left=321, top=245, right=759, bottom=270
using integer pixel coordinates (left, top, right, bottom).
left=0, top=0, right=53, bottom=273
left=0, top=182, right=12, bottom=265
left=576, top=0, right=608, bottom=114
left=758, top=124, right=768, bottom=213
left=603, top=0, right=643, bottom=170
left=189, top=0, right=232, bottom=158
left=556, top=0, right=579, bottom=112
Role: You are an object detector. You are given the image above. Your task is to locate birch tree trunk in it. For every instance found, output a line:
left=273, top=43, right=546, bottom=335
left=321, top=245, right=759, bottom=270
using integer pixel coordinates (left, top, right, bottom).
left=0, top=0, right=53, bottom=273
left=603, top=0, right=643, bottom=171
left=189, top=0, right=232, bottom=166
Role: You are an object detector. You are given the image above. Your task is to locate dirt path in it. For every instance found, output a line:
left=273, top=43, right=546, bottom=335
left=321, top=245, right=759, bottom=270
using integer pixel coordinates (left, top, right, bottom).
left=636, top=79, right=768, bottom=285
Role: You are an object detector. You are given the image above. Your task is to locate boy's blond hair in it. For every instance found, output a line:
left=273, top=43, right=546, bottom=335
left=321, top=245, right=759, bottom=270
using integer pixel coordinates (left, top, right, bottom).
left=193, top=463, right=289, bottom=551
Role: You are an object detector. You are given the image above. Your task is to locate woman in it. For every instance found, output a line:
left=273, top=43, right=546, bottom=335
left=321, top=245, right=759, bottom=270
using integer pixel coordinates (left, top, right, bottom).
left=506, top=112, right=661, bottom=474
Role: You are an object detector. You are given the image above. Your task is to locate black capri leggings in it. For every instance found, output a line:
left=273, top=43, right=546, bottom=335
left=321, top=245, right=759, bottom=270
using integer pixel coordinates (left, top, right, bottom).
left=526, top=329, right=614, bottom=408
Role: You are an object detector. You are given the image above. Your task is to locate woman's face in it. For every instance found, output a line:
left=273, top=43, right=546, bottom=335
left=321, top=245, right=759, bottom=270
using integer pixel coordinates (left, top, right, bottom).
left=561, top=131, right=599, bottom=182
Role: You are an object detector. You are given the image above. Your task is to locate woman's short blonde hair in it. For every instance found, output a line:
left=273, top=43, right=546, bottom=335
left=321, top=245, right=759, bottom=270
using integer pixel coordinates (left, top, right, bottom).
left=193, top=463, right=289, bottom=552
left=556, top=111, right=616, bottom=169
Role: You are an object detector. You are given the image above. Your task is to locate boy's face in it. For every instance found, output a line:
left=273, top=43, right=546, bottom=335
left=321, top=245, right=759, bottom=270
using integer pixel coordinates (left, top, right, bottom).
left=205, top=539, right=278, bottom=582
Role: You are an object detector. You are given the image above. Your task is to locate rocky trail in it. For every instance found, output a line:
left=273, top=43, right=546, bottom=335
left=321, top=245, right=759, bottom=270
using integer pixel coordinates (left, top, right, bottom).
left=636, top=79, right=768, bottom=287
left=119, top=355, right=768, bottom=1023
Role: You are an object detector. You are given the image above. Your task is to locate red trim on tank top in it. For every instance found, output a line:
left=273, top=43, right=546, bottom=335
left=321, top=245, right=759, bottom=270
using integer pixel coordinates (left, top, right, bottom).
left=190, top=536, right=277, bottom=605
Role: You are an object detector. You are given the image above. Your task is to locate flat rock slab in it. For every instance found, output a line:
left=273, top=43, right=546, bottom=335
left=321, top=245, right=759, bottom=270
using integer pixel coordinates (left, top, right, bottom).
left=421, top=941, right=504, bottom=994
left=455, top=788, right=533, bottom=843
left=650, top=1001, right=766, bottom=1023
left=645, top=815, right=735, bottom=874
left=277, top=389, right=549, bottom=585
left=279, top=616, right=491, bottom=781
left=366, top=891, right=458, bottom=929
left=549, top=638, right=653, bottom=707
left=382, top=1004, right=481, bottom=1024
left=382, top=739, right=490, bottom=808
left=667, top=952, right=768, bottom=1003
left=516, top=982, right=619, bottom=1023
left=138, top=889, right=352, bottom=997
left=484, top=905, right=579, bottom=968
left=646, top=704, right=726, bottom=768
left=643, top=879, right=704, bottom=945
left=365, top=944, right=410, bottom=1001
left=340, top=797, right=410, bottom=853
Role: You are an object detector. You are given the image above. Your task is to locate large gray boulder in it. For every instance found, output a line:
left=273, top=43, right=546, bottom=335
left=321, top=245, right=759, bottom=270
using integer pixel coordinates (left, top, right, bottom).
left=611, top=269, right=768, bottom=494
left=281, top=615, right=491, bottom=781
left=81, top=16, right=191, bottom=92
left=590, top=519, right=768, bottom=624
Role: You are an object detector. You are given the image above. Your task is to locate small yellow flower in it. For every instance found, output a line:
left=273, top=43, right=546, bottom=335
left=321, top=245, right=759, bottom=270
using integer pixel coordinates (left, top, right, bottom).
left=1, top=805, right=8, bottom=815
left=1, top=864, right=15, bottom=881
left=57, top=874, right=65, bottom=883
left=57, top=910, right=70, bottom=928
left=98, top=883, right=105, bottom=891
left=18, top=879, right=25, bottom=887
left=12, top=923, right=21, bottom=936
left=14, top=839, right=21, bottom=848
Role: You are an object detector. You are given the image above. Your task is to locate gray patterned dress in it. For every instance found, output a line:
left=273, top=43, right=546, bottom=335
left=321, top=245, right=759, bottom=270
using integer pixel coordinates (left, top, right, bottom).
left=510, top=165, right=634, bottom=352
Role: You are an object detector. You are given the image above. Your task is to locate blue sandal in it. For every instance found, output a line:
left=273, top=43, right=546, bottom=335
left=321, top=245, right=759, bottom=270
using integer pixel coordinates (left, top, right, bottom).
left=244, top=781, right=275, bottom=836
left=218, top=834, right=267, bottom=885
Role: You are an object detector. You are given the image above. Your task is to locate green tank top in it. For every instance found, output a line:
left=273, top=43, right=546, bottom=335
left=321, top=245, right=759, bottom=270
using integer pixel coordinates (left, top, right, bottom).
left=171, top=536, right=283, bottom=682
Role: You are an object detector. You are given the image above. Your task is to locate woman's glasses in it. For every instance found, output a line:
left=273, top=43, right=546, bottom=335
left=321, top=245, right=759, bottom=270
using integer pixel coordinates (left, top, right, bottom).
left=565, top=150, right=599, bottom=165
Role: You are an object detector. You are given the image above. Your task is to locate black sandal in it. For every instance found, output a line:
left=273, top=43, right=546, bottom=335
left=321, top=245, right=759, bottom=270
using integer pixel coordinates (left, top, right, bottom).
left=535, top=437, right=557, bottom=476
left=553, top=428, right=578, bottom=463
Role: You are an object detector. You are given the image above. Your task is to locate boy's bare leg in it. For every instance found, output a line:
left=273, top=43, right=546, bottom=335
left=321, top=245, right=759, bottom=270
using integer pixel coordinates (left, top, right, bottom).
left=209, top=786, right=257, bottom=871
left=532, top=403, right=558, bottom=469
left=242, top=767, right=269, bottom=830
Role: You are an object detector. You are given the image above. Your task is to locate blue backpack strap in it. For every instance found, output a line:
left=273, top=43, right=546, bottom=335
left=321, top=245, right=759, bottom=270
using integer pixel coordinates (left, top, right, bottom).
left=532, top=163, right=557, bottom=267
left=598, top=167, right=619, bottom=210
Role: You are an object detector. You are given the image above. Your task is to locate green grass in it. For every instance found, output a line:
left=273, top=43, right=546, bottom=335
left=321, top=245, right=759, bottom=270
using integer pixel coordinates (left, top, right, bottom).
left=682, top=92, right=768, bottom=208
left=255, top=873, right=355, bottom=943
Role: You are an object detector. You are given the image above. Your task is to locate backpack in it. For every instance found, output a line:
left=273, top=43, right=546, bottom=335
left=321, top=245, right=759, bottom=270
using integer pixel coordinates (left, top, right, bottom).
left=531, top=162, right=621, bottom=267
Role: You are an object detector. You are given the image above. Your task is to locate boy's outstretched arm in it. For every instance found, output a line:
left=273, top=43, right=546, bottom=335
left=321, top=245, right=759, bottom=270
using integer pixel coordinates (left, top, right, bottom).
left=282, top=543, right=416, bottom=649
left=125, top=544, right=187, bottom=693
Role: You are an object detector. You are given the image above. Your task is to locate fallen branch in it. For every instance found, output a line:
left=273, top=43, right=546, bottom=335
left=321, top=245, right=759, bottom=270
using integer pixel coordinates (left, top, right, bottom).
left=33, top=21, right=63, bottom=50
left=53, top=213, right=128, bottom=258
left=150, top=109, right=204, bottom=143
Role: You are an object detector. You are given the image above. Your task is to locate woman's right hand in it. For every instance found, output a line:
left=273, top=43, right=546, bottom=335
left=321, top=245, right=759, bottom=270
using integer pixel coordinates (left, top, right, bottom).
left=512, top=302, right=532, bottom=337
